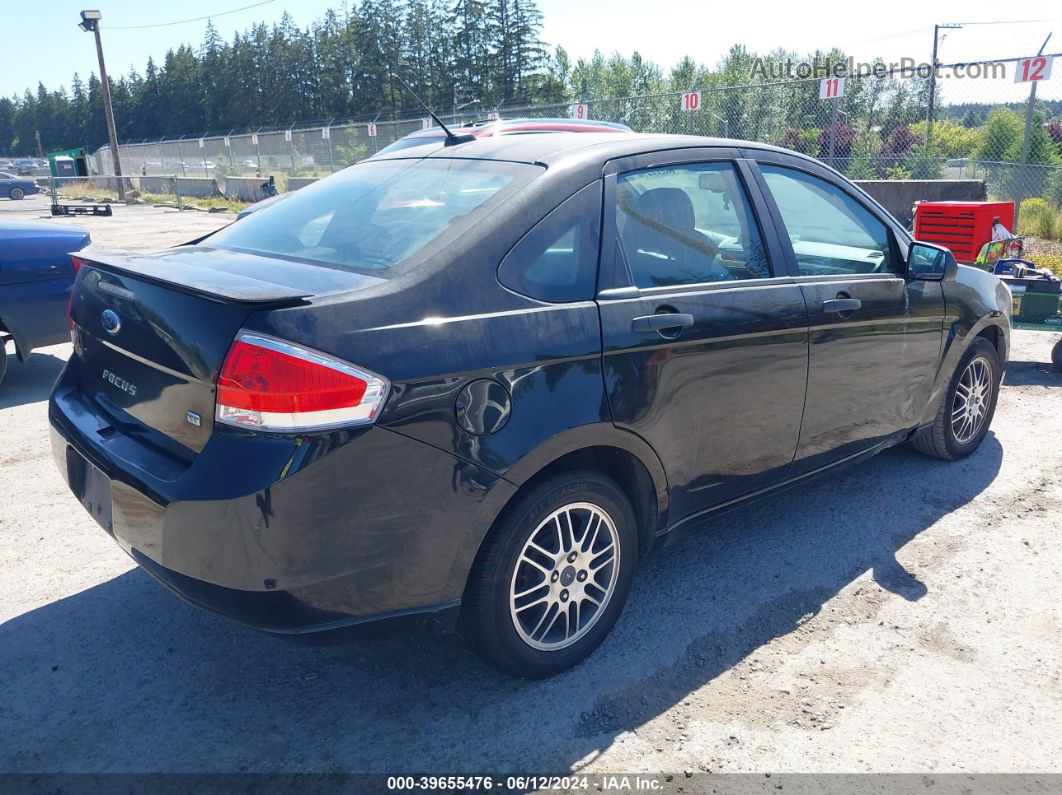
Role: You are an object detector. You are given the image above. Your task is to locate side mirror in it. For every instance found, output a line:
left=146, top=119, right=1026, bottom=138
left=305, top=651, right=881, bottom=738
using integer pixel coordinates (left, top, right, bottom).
left=907, top=241, right=958, bottom=282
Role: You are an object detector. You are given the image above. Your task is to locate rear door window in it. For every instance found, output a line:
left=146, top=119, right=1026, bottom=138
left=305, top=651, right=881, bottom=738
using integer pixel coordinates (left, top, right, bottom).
left=615, top=162, right=772, bottom=288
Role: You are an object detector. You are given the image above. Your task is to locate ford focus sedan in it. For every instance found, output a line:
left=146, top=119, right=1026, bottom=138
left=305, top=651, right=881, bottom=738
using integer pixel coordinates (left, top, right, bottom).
left=50, top=134, right=1009, bottom=678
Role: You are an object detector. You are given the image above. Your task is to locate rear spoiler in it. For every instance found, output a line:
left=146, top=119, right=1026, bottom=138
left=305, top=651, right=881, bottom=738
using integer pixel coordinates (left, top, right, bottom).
left=79, top=248, right=313, bottom=305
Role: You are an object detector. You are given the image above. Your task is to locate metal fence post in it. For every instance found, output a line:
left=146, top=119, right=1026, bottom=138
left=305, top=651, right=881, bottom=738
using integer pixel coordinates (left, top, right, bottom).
left=173, top=175, right=182, bottom=211
left=326, top=119, right=335, bottom=173
left=827, top=95, right=839, bottom=168
left=1014, top=34, right=1053, bottom=229
left=254, top=128, right=262, bottom=174
left=288, top=127, right=296, bottom=174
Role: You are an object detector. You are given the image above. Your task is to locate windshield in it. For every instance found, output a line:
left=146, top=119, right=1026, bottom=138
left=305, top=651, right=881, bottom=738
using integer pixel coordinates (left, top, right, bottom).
left=208, top=158, right=541, bottom=276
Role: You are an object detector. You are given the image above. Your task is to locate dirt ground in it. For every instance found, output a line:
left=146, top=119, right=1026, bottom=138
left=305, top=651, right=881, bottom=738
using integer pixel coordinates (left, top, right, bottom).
left=0, top=192, right=234, bottom=247
left=1, top=198, right=1061, bottom=775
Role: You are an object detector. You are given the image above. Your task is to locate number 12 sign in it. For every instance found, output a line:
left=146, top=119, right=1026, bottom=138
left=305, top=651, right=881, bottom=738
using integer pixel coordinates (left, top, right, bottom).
left=819, top=77, right=845, bottom=99
left=1015, top=55, right=1053, bottom=84
left=680, top=91, right=701, bottom=112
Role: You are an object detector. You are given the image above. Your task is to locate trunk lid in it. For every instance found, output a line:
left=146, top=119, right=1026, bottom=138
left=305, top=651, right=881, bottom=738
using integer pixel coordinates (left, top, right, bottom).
left=69, top=246, right=384, bottom=454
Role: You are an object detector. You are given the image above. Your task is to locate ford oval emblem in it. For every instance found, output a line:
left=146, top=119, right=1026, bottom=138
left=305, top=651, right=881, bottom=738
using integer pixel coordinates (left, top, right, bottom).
left=100, top=309, right=122, bottom=335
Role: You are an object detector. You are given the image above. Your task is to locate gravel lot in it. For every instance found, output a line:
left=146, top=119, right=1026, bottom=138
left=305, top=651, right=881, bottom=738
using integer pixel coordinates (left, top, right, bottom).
left=1, top=199, right=1061, bottom=775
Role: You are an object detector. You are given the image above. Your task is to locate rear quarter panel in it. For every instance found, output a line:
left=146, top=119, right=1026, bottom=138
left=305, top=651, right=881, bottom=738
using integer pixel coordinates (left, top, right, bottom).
left=0, top=224, right=90, bottom=355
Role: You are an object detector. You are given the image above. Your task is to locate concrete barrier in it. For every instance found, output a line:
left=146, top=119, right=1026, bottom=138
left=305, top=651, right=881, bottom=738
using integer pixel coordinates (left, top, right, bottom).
left=285, top=177, right=319, bottom=192
left=137, top=176, right=175, bottom=195
left=854, top=179, right=987, bottom=228
left=222, top=177, right=265, bottom=202
left=175, top=177, right=222, bottom=199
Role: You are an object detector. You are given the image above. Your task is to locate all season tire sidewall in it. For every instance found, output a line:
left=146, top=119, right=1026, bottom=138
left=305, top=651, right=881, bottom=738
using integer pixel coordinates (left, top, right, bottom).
left=482, top=476, right=638, bottom=678
left=10, top=188, right=24, bottom=200
left=944, top=339, right=1001, bottom=458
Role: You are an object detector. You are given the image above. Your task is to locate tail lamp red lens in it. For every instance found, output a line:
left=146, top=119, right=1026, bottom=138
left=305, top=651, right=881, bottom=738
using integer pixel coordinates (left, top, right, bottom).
left=216, top=332, right=389, bottom=431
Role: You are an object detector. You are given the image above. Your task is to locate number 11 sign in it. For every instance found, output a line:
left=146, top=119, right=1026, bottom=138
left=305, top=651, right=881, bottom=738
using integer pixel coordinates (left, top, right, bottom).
left=819, top=77, right=845, bottom=99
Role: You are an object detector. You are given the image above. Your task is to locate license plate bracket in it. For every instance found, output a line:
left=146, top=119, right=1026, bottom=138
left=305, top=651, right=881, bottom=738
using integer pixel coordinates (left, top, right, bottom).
left=66, top=446, right=114, bottom=533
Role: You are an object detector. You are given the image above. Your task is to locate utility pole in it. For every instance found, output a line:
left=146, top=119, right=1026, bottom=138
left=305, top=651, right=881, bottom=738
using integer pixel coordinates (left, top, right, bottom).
left=79, top=10, right=126, bottom=201
left=34, top=130, right=44, bottom=159
left=1015, top=33, right=1053, bottom=228
left=925, top=23, right=962, bottom=152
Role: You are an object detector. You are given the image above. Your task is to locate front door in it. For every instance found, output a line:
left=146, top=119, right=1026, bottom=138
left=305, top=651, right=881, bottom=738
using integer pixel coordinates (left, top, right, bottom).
left=751, top=160, right=942, bottom=475
left=597, top=154, right=809, bottom=522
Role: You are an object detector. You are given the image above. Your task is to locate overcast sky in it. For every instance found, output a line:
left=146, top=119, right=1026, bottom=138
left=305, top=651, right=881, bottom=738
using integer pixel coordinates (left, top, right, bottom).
left=2, top=0, right=1060, bottom=100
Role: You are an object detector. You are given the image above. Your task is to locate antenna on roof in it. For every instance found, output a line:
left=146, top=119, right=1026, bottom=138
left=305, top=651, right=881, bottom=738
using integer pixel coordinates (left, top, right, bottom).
left=389, top=73, right=475, bottom=146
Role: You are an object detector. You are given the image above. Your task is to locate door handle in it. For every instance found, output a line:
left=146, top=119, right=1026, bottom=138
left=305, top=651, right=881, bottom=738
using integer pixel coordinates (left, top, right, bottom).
left=822, top=298, right=861, bottom=314
left=631, top=313, right=694, bottom=333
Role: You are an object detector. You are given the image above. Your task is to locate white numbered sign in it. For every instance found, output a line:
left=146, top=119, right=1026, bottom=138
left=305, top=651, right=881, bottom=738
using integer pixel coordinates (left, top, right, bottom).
left=321, top=127, right=330, bottom=140
left=819, top=77, right=845, bottom=99
left=223, top=136, right=230, bottom=147
left=422, top=117, right=432, bottom=130
left=1015, top=55, right=1053, bottom=83
left=681, top=91, right=701, bottom=112
left=570, top=103, right=589, bottom=120
left=367, top=122, right=377, bottom=137
left=284, top=129, right=292, bottom=142
left=487, top=111, right=499, bottom=121
left=251, top=133, right=258, bottom=146
left=197, top=138, right=204, bottom=148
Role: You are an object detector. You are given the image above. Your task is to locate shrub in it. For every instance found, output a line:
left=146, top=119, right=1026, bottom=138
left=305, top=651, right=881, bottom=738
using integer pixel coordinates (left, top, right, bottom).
left=776, top=129, right=809, bottom=154
left=881, top=126, right=922, bottom=157
left=817, top=122, right=857, bottom=170
left=1018, top=198, right=1059, bottom=240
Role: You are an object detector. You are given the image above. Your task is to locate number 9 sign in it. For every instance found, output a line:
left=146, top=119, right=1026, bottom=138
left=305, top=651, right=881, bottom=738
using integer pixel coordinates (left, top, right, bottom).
left=570, top=103, right=588, bottom=120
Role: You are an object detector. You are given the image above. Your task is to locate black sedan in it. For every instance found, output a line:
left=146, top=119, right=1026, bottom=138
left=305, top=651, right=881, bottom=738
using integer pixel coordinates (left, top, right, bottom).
left=50, top=134, right=1010, bottom=678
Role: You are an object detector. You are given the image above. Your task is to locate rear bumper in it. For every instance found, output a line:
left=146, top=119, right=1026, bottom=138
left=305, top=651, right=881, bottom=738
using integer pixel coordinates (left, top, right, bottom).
left=49, top=366, right=516, bottom=633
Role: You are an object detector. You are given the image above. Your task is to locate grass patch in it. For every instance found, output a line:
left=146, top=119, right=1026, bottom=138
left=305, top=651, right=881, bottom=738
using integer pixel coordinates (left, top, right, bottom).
left=57, top=185, right=248, bottom=214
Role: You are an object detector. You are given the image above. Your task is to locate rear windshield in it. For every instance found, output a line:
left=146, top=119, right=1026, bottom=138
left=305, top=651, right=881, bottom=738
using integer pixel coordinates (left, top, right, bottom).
left=208, top=158, right=541, bottom=276
left=375, top=134, right=445, bottom=155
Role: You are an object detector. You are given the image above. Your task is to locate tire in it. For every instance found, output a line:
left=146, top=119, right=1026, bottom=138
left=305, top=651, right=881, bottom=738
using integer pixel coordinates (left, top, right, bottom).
left=462, top=469, right=639, bottom=678
left=9, top=188, right=24, bottom=200
left=0, top=342, right=7, bottom=385
left=911, top=337, right=1002, bottom=460
left=1052, top=338, right=1062, bottom=373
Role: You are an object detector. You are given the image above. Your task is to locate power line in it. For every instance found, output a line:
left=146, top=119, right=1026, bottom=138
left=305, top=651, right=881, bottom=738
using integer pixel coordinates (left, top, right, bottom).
left=103, top=0, right=277, bottom=31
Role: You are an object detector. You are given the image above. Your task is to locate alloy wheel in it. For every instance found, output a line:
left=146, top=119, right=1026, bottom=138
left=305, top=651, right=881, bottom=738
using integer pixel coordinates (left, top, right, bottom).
left=509, top=502, right=620, bottom=651
left=951, top=355, right=992, bottom=445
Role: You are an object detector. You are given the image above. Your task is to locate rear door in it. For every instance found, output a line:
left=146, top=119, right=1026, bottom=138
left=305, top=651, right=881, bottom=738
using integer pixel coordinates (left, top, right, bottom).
left=748, top=153, right=944, bottom=474
left=597, top=149, right=810, bottom=522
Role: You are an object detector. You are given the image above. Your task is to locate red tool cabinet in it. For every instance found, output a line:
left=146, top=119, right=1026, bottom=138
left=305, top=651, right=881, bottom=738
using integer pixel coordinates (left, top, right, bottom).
left=912, top=201, right=1015, bottom=264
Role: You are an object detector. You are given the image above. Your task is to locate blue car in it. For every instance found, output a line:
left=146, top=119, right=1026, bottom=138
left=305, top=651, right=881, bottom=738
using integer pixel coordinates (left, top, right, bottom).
left=0, top=220, right=90, bottom=383
left=0, top=171, right=41, bottom=200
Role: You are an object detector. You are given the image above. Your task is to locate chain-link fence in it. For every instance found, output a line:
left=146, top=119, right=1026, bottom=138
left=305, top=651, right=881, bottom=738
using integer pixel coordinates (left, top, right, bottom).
left=91, top=53, right=1062, bottom=220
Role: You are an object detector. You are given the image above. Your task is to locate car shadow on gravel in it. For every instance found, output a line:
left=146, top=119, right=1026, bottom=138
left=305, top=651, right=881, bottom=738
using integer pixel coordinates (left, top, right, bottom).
left=1004, top=359, right=1061, bottom=387
left=0, top=437, right=1003, bottom=773
left=0, top=352, right=65, bottom=410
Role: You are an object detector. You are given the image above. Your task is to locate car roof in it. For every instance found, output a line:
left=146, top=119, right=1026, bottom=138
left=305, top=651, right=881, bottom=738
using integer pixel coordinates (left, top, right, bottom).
left=372, top=132, right=806, bottom=168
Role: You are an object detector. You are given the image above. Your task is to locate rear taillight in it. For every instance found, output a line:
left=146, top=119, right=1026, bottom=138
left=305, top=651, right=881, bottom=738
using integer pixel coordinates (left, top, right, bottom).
left=68, top=255, right=88, bottom=334
left=215, top=332, right=389, bottom=431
